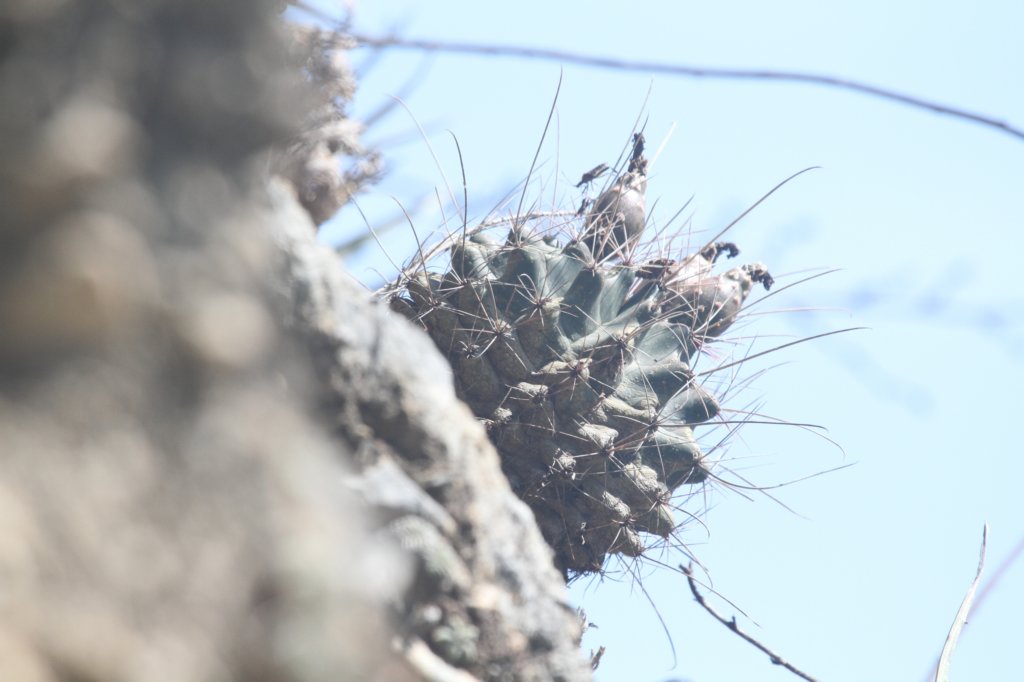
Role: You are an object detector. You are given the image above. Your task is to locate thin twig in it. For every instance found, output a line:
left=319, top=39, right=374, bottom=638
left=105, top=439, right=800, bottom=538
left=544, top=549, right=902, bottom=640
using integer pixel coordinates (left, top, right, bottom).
left=935, top=524, right=989, bottom=682
left=681, top=563, right=820, bottom=682
left=922, top=527, right=1020, bottom=682
left=349, top=34, right=1024, bottom=142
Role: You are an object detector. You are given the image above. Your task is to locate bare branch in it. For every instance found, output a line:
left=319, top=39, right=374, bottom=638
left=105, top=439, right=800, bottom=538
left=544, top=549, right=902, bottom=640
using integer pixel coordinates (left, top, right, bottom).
left=681, top=564, right=820, bottom=682
left=935, top=524, right=989, bottom=682
left=350, top=33, right=1024, bottom=142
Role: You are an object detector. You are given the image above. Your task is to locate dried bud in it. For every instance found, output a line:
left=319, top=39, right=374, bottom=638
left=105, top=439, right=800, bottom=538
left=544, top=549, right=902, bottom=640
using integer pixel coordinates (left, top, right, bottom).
left=580, top=170, right=647, bottom=260
left=663, top=241, right=740, bottom=288
left=662, top=262, right=772, bottom=338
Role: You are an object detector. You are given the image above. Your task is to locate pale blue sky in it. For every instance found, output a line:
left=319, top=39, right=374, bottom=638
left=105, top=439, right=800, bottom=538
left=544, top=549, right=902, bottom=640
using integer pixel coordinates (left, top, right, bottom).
left=305, top=2, right=1023, bottom=680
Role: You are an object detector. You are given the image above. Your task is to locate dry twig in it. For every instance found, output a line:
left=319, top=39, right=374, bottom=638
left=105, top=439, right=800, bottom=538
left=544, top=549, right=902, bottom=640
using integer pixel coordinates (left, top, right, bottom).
left=681, top=563, right=820, bottom=682
left=934, top=524, right=989, bottom=682
left=349, top=33, right=1024, bottom=143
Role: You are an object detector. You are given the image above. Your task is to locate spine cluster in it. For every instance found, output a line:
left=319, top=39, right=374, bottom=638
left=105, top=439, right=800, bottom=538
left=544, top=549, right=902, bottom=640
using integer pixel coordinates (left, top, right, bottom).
left=389, top=136, right=773, bottom=575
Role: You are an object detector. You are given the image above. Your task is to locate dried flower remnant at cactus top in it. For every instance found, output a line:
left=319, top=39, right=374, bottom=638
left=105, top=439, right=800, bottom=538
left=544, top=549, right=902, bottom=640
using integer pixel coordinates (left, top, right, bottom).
left=386, top=137, right=773, bottom=576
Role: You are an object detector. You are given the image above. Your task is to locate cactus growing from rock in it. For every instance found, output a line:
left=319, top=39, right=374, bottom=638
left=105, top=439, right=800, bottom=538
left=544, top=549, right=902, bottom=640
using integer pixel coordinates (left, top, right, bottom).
left=387, top=137, right=773, bottom=575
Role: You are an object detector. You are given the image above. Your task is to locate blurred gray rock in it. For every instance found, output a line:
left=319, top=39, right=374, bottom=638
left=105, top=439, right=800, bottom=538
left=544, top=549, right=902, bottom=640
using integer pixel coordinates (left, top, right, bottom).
left=0, top=1, right=588, bottom=681
left=269, top=179, right=589, bottom=680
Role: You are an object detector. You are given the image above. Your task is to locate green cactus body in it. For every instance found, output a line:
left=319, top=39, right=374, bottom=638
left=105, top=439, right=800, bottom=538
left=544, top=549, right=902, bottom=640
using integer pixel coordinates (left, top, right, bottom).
left=390, top=146, right=772, bottom=574
left=392, top=229, right=771, bottom=575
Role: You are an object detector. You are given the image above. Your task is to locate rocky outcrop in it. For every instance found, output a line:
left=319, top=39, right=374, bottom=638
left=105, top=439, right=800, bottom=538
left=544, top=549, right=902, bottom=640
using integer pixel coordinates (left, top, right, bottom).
left=0, top=2, right=588, bottom=680
left=269, top=181, right=588, bottom=680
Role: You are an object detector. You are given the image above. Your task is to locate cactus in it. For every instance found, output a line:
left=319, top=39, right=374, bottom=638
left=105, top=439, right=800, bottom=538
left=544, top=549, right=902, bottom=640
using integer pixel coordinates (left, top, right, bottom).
left=387, top=138, right=772, bottom=575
